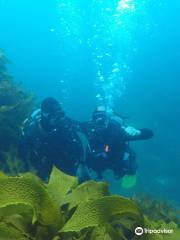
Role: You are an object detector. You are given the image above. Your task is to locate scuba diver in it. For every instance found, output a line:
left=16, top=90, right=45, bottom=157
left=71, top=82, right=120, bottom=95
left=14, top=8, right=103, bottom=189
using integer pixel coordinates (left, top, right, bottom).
left=81, top=106, right=154, bottom=186
left=20, top=97, right=85, bottom=180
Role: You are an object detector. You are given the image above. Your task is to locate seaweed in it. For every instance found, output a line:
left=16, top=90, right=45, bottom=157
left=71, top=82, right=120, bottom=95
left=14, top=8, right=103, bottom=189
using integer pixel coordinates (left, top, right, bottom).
left=0, top=167, right=179, bottom=240
left=0, top=49, right=9, bottom=82
left=134, top=193, right=180, bottom=227
left=0, top=49, right=34, bottom=174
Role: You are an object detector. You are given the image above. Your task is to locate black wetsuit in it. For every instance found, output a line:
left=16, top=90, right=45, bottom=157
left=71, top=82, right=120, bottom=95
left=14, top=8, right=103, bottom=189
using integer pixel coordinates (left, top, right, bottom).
left=81, top=119, right=153, bottom=178
left=20, top=110, right=83, bottom=179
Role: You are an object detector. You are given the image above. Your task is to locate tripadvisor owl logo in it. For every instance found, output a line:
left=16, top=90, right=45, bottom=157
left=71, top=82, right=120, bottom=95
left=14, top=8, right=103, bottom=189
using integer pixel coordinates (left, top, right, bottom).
left=135, top=227, right=144, bottom=236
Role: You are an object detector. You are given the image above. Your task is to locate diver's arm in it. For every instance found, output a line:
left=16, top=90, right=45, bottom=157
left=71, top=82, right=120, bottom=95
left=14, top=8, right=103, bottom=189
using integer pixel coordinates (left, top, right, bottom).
left=18, top=134, right=33, bottom=171
left=138, top=128, right=154, bottom=140
left=122, top=126, right=154, bottom=141
left=18, top=117, right=39, bottom=171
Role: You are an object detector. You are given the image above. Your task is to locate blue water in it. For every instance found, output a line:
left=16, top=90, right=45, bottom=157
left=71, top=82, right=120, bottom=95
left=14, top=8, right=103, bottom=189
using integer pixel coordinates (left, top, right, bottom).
left=0, top=0, right=180, bottom=204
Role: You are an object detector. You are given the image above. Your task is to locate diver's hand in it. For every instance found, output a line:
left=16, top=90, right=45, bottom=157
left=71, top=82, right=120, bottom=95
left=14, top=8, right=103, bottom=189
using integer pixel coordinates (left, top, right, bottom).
left=124, top=126, right=141, bottom=136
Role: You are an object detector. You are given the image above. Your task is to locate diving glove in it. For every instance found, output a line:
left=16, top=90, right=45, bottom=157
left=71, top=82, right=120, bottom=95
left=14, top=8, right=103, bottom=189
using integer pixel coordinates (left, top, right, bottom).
left=124, top=126, right=141, bottom=136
